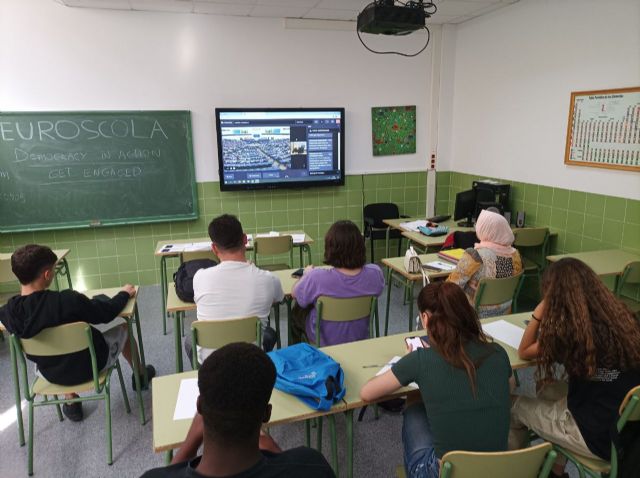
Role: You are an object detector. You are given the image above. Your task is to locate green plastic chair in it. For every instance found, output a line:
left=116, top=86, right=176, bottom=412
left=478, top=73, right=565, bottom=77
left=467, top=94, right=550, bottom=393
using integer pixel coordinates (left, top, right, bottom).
left=474, top=271, right=524, bottom=315
left=11, top=322, right=131, bottom=476
left=513, top=227, right=549, bottom=287
left=615, top=261, right=640, bottom=314
left=190, top=317, right=261, bottom=370
left=0, top=258, right=19, bottom=327
left=439, top=442, right=557, bottom=478
left=553, top=385, right=640, bottom=478
left=310, top=295, right=378, bottom=476
left=253, top=236, right=294, bottom=271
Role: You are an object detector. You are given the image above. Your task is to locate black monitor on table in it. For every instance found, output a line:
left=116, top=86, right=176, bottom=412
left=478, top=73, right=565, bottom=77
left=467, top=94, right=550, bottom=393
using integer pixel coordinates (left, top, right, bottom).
left=454, top=189, right=476, bottom=227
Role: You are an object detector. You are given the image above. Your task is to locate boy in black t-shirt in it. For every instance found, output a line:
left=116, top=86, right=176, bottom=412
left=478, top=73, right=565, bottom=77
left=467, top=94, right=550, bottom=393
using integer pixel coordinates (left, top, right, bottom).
left=140, top=342, right=335, bottom=478
left=0, top=244, right=155, bottom=422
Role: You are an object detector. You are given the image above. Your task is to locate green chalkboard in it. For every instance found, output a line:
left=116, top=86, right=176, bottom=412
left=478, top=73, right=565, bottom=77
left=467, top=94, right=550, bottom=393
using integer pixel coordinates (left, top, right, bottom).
left=0, top=111, right=197, bottom=232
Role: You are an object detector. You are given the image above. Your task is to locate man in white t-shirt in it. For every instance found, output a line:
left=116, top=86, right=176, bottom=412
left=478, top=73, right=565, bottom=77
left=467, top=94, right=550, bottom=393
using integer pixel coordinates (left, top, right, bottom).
left=185, top=214, right=284, bottom=364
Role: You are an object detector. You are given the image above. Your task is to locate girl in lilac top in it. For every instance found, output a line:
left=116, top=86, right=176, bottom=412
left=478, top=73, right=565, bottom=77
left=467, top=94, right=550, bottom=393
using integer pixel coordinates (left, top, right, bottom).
left=292, top=220, right=385, bottom=346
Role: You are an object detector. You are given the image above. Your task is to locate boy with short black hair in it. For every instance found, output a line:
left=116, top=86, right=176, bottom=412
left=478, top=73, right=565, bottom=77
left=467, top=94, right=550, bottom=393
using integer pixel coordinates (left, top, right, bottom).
left=141, top=342, right=335, bottom=478
left=0, top=244, right=155, bottom=422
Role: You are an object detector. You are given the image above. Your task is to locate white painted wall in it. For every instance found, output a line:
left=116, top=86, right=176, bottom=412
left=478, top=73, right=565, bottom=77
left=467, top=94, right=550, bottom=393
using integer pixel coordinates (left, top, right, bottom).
left=445, top=0, right=640, bottom=199
left=0, top=0, right=432, bottom=181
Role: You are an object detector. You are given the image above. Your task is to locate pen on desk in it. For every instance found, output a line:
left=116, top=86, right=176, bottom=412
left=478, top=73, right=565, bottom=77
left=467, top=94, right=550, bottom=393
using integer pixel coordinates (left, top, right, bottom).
left=362, top=364, right=383, bottom=368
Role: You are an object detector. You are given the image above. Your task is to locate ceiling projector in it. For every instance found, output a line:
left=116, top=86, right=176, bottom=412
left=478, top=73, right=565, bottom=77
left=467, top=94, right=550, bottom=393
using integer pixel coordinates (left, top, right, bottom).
left=357, top=0, right=428, bottom=36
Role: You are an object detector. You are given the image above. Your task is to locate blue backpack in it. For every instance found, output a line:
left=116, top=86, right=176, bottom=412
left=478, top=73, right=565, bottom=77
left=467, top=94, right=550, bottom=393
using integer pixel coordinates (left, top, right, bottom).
left=268, top=343, right=346, bottom=411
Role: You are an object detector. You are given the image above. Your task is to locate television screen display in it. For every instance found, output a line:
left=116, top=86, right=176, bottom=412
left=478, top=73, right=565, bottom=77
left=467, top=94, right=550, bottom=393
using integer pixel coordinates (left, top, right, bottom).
left=215, top=108, right=345, bottom=191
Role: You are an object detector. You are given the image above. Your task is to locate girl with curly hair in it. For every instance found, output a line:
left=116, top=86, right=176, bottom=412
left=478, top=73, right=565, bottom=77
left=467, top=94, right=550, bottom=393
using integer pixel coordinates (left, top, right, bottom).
left=512, top=258, right=640, bottom=477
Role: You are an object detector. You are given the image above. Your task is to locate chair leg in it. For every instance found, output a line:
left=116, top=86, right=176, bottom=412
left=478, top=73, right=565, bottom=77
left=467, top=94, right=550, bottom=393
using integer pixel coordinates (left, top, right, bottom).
left=127, top=319, right=146, bottom=425
left=10, top=337, right=26, bottom=446
left=28, top=401, right=34, bottom=476
left=274, top=304, right=281, bottom=349
left=105, top=383, right=113, bottom=465
left=384, top=268, right=393, bottom=336
left=397, top=236, right=402, bottom=257
left=51, top=395, right=63, bottom=421
left=305, top=420, right=311, bottom=447
left=132, top=306, right=148, bottom=385
left=370, top=236, right=375, bottom=264
left=115, top=361, right=131, bottom=414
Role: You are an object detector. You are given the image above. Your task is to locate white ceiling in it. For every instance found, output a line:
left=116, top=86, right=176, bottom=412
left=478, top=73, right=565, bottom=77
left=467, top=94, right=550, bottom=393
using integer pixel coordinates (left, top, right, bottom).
left=56, top=0, right=520, bottom=25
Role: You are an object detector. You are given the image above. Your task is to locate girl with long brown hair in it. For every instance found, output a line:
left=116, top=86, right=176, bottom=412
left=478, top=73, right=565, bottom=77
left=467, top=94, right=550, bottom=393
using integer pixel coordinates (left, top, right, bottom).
left=513, top=258, right=640, bottom=477
left=361, top=282, right=512, bottom=478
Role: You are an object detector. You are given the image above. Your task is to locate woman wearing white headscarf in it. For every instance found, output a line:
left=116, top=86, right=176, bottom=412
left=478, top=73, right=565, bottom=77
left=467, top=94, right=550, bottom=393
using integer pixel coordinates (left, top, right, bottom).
left=447, top=209, right=523, bottom=317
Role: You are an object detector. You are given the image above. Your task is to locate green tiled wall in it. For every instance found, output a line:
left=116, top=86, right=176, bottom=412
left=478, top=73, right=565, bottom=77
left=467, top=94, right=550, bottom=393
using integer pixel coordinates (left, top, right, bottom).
left=436, top=171, right=640, bottom=299
left=436, top=171, right=639, bottom=256
left=0, top=172, right=427, bottom=290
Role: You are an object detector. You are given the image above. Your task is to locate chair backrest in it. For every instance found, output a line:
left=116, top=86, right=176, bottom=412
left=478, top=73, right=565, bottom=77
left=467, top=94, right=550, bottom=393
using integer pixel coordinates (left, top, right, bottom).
left=182, top=250, right=218, bottom=262
left=191, top=317, right=261, bottom=368
left=440, top=442, right=556, bottom=478
left=513, top=228, right=549, bottom=248
left=618, top=262, right=640, bottom=294
left=363, top=203, right=400, bottom=229
left=315, top=295, right=377, bottom=346
left=475, top=272, right=524, bottom=309
left=12, top=322, right=102, bottom=394
left=618, top=385, right=640, bottom=430
left=19, top=322, right=92, bottom=356
left=253, top=236, right=294, bottom=268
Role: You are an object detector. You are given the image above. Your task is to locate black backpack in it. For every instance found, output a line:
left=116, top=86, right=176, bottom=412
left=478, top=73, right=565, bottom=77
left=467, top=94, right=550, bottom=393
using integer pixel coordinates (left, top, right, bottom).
left=173, top=259, right=217, bottom=302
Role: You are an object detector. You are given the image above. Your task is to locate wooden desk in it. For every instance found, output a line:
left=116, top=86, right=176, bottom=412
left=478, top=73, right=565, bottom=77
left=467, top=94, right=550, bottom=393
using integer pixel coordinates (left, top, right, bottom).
left=152, top=313, right=531, bottom=477
left=152, top=371, right=347, bottom=456
left=155, top=232, right=314, bottom=335
left=380, top=253, right=453, bottom=335
left=0, top=249, right=72, bottom=298
left=166, top=267, right=308, bottom=372
left=547, top=249, right=640, bottom=278
left=382, top=218, right=473, bottom=254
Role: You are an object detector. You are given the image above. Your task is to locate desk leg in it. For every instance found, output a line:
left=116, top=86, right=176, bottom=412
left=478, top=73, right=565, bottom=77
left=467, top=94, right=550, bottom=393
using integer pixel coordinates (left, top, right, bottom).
left=407, top=280, right=414, bottom=332
left=299, top=245, right=304, bottom=267
left=302, top=244, right=312, bottom=267
left=328, top=415, right=338, bottom=476
left=10, top=337, right=25, bottom=446
left=175, top=311, right=184, bottom=373
left=346, top=409, right=354, bottom=478
left=274, top=303, right=281, bottom=349
left=164, top=450, right=173, bottom=465
left=160, top=256, right=168, bottom=335
left=385, top=227, right=391, bottom=261
left=384, top=268, right=393, bottom=336
left=132, top=304, right=148, bottom=385
left=286, top=298, right=293, bottom=346
left=127, top=317, right=146, bottom=425
left=58, top=258, right=73, bottom=290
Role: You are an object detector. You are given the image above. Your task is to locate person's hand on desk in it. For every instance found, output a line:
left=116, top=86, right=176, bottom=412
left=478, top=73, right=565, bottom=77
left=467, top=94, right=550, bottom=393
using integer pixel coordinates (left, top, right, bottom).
left=121, top=284, right=136, bottom=298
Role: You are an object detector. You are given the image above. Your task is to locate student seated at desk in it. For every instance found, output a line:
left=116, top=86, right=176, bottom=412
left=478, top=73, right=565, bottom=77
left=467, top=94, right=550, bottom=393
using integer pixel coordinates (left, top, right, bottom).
left=184, top=214, right=283, bottom=364
left=0, top=244, right=155, bottom=422
left=291, top=220, right=384, bottom=346
left=447, top=209, right=522, bottom=318
left=143, top=343, right=335, bottom=478
left=511, top=258, right=640, bottom=478
left=360, top=282, right=512, bottom=478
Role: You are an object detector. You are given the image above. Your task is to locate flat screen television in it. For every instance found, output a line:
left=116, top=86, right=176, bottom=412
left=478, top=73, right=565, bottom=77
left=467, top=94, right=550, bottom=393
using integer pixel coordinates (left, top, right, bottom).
left=215, top=108, right=345, bottom=191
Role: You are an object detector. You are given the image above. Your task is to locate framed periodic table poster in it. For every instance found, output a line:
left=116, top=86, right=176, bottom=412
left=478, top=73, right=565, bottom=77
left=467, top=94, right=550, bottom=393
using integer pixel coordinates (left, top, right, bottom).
left=564, top=86, right=640, bottom=172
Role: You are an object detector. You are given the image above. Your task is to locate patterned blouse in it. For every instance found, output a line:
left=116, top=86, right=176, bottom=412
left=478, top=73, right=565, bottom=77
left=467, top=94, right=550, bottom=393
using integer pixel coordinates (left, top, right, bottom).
left=447, top=247, right=523, bottom=318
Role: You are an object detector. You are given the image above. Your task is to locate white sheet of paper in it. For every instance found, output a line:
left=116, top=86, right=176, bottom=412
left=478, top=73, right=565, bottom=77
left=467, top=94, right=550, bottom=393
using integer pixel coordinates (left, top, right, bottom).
left=184, top=242, right=211, bottom=252
left=399, top=220, right=428, bottom=232
left=424, top=261, right=456, bottom=271
left=405, top=337, right=425, bottom=350
left=291, top=233, right=306, bottom=244
left=173, top=378, right=199, bottom=421
left=482, top=320, right=525, bottom=350
left=376, top=356, right=418, bottom=389
left=256, top=231, right=280, bottom=238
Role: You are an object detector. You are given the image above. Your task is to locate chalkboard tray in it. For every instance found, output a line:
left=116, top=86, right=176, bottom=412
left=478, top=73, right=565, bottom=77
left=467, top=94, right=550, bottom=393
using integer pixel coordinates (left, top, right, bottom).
left=0, top=110, right=198, bottom=232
